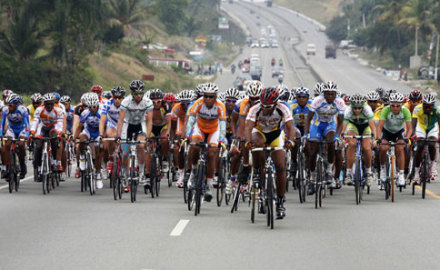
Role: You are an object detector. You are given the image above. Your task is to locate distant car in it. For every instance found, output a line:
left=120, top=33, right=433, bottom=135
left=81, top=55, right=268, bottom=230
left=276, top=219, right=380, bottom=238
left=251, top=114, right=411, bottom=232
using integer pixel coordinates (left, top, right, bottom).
left=271, top=41, right=279, bottom=48
left=251, top=39, right=260, bottom=48
left=233, top=74, right=252, bottom=90
left=272, top=66, right=284, bottom=77
left=306, top=43, right=316, bottom=55
left=325, top=45, right=336, bottom=59
left=260, top=41, right=270, bottom=48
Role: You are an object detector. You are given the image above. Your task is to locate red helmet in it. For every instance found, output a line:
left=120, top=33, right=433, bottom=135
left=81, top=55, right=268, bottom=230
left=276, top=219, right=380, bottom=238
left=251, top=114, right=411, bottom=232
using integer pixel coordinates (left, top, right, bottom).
left=2, top=89, right=13, bottom=98
left=409, top=88, right=422, bottom=102
left=164, top=93, right=176, bottom=103
left=90, top=85, right=103, bottom=94
left=343, top=95, right=351, bottom=103
left=260, top=87, right=280, bottom=106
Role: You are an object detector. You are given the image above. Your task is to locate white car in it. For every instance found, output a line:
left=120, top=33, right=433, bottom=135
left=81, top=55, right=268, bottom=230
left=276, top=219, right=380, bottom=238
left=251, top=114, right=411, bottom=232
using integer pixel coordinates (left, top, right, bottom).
left=306, top=43, right=316, bottom=55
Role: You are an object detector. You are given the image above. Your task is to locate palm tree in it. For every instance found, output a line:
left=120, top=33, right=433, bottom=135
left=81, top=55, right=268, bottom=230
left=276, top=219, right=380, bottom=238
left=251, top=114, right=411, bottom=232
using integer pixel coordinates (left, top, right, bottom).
left=105, top=0, right=147, bottom=38
left=374, top=0, right=406, bottom=46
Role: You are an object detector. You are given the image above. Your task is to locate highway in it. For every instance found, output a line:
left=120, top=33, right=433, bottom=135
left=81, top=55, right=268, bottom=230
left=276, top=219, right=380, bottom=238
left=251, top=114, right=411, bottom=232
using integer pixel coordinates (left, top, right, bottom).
left=0, top=1, right=438, bottom=270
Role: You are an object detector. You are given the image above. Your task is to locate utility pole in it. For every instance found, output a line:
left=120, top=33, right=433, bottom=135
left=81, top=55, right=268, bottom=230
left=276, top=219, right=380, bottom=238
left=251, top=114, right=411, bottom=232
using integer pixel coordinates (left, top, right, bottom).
left=435, top=34, right=439, bottom=82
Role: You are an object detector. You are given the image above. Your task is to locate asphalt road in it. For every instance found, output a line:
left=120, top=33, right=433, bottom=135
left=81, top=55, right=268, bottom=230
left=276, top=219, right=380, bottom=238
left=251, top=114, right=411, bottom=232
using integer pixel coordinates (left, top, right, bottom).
left=1, top=1, right=439, bottom=270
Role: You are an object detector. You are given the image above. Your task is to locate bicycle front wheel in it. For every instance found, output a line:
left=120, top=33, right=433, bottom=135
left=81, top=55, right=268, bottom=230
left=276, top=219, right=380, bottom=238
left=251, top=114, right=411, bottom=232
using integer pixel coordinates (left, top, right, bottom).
left=130, top=158, right=137, bottom=203
left=266, top=167, right=274, bottom=229
left=217, top=157, right=226, bottom=207
left=354, top=161, right=361, bottom=205
left=195, top=162, right=204, bottom=216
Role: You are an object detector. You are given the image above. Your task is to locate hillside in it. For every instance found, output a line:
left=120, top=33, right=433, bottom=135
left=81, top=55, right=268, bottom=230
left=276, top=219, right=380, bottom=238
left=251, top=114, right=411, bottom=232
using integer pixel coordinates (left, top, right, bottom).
left=276, top=0, right=345, bottom=24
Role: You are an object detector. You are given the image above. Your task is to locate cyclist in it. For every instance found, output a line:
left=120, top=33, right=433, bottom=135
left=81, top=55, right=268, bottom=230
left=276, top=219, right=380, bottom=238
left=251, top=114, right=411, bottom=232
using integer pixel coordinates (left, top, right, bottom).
left=342, top=94, right=376, bottom=186
left=411, top=94, right=440, bottom=183
left=74, top=93, right=104, bottom=189
left=366, top=91, right=380, bottom=112
left=27, top=93, right=42, bottom=122
left=170, top=90, right=193, bottom=188
left=60, top=95, right=74, bottom=178
left=228, top=80, right=263, bottom=193
left=102, top=91, right=112, bottom=100
left=100, top=86, right=125, bottom=180
left=148, top=89, right=171, bottom=172
left=0, top=94, right=30, bottom=179
left=312, top=82, right=324, bottom=98
left=304, top=81, right=346, bottom=193
left=377, top=92, right=411, bottom=187
left=91, top=85, right=108, bottom=105
left=184, top=82, right=226, bottom=202
left=245, top=87, right=295, bottom=219
left=31, top=93, right=64, bottom=179
left=116, top=80, right=153, bottom=189
left=1, top=89, right=13, bottom=108
left=73, top=93, right=89, bottom=178
left=224, top=87, right=241, bottom=145
left=404, top=88, right=423, bottom=114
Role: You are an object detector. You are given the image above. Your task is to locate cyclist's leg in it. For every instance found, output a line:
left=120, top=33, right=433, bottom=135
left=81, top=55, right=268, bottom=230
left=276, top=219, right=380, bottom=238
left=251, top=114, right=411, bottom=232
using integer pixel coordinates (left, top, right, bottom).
left=307, top=122, right=322, bottom=192
left=136, top=132, right=147, bottom=180
left=160, top=126, right=169, bottom=171
left=17, top=130, right=27, bottom=178
left=205, top=130, right=220, bottom=201
left=250, top=130, right=265, bottom=176
left=427, top=125, right=438, bottom=179
left=413, top=127, right=427, bottom=182
left=49, top=129, right=59, bottom=169
left=345, top=123, right=359, bottom=183
left=188, top=124, right=203, bottom=185
left=323, top=123, right=337, bottom=182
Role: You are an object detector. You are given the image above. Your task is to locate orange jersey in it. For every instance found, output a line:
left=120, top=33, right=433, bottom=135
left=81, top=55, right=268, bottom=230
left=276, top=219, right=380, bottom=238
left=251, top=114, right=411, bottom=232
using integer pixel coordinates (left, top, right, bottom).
left=171, top=103, right=187, bottom=121
left=239, top=98, right=256, bottom=119
left=189, top=99, right=226, bottom=134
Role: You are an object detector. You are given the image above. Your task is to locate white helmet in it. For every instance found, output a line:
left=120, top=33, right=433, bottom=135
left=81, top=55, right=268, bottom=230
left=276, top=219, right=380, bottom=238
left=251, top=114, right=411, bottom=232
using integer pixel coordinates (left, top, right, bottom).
left=422, top=93, right=436, bottom=105
left=202, top=82, right=219, bottom=94
left=366, top=90, right=380, bottom=101
left=225, top=87, right=240, bottom=99
left=350, top=94, right=366, bottom=106
left=246, top=80, right=263, bottom=97
left=313, top=82, right=324, bottom=95
left=178, top=90, right=193, bottom=103
left=323, top=81, right=338, bottom=92
left=85, top=92, right=99, bottom=107
left=388, top=92, right=404, bottom=103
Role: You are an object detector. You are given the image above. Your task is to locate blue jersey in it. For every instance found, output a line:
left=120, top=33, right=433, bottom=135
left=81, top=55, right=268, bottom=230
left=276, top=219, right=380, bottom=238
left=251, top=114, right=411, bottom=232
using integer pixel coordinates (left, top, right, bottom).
left=65, top=106, right=74, bottom=132
left=290, top=100, right=311, bottom=127
left=80, top=109, right=101, bottom=133
left=102, top=98, right=120, bottom=127
left=0, top=105, right=30, bottom=136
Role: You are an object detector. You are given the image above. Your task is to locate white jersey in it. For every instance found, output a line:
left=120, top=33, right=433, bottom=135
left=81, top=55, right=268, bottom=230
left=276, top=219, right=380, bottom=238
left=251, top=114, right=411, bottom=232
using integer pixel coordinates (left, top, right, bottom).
left=310, top=95, right=346, bottom=123
left=246, top=102, right=293, bottom=133
left=120, top=95, right=153, bottom=125
left=102, top=98, right=120, bottom=127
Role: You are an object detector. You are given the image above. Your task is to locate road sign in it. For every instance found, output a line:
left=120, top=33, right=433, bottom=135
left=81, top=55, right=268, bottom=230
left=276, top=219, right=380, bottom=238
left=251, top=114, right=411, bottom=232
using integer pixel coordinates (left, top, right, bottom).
left=218, top=17, right=229, bottom=29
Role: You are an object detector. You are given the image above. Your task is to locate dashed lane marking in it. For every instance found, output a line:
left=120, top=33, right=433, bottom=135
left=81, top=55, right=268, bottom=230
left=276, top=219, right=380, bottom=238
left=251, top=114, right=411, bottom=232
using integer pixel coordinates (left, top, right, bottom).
left=170, top=219, right=190, bottom=236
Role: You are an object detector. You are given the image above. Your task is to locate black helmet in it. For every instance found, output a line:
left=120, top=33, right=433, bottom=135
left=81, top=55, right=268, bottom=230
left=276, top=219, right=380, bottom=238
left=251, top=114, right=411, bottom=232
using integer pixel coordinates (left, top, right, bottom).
left=129, top=80, right=145, bottom=92
left=111, top=86, right=126, bottom=97
left=149, top=89, right=164, bottom=100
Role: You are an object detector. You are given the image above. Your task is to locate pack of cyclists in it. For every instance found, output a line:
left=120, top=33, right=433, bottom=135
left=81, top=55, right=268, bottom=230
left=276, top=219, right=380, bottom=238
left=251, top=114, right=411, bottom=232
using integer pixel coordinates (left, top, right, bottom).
left=1, top=80, right=439, bottom=221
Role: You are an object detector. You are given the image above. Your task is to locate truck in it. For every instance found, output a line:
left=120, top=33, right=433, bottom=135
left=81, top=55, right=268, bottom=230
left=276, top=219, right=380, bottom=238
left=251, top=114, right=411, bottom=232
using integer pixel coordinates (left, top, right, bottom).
left=265, top=0, right=272, bottom=7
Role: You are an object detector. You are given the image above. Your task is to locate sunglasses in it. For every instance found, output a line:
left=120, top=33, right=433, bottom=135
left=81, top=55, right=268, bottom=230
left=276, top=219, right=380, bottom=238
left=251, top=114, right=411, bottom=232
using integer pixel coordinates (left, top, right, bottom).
left=181, top=102, right=190, bottom=106
left=423, top=105, right=434, bottom=109
left=33, top=102, right=41, bottom=106
left=296, top=95, right=308, bottom=99
left=204, top=95, right=216, bottom=99
left=89, top=105, right=99, bottom=109
left=44, top=103, right=54, bottom=106
left=367, top=100, right=378, bottom=103
left=226, top=99, right=237, bottom=103
left=132, top=92, right=143, bottom=96
left=353, top=107, right=363, bottom=110
left=262, top=104, right=275, bottom=109
left=390, top=104, right=401, bottom=108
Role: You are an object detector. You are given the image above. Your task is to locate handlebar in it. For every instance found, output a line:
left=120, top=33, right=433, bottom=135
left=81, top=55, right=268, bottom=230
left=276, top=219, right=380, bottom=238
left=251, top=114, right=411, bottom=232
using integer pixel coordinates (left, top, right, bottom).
left=251, top=146, right=284, bottom=153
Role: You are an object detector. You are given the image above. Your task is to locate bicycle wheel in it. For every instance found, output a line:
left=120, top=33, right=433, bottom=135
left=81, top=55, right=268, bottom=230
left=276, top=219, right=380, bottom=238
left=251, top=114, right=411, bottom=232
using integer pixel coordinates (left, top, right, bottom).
left=195, top=162, right=204, bottom=216
left=111, top=156, right=119, bottom=200
left=355, top=159, right=361, bottom=205
left=266, top=167, right=274, bottom=229
left=87, top=156, right=94, bottom=196
left=11, top=151, right=18, bottom=192
left=217, top=157, right=226, bottom=207
left=167, top=152, right=173, bottom=188
left=130, top=158, right=137, bottom=203
left=41, top=173, right=47, bottom=195
left=183, top=171, right=188, bottom=203
left=250, top=184, right=258, bottom=223
left=46, top=173, right=51, bottom=194
left=155, top=159, right=161, bottom=197
left=150, top=153, right=157, bottom=198
left=231, top=180, right=241, bottom=213
left=285, top=151, right=291, bottom=193
left=298, top=153, right=305, bottom=203
left=391, top=155, right=395, bottom=202
left=421, top=153, right=429, bottom=199
left=315, top=160, right=323, bottom=209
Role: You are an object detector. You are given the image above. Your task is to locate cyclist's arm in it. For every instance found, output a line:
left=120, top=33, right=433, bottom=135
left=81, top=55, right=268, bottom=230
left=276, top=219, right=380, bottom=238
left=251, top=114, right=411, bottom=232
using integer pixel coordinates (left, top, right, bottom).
left=244, top=119, right=254, bottom=143
left=411, top=118, right=417, bottom=137
left=304, top=111, right=314, bottom=135
left=24, top=115, right=30, bottom=137
left=284, top=120, right=295, bottom=141
left=145, top=110, right=153, bottom=138
left=336, top=114, right=344, bottom=137
left=341, top=122, right=348, bottom=135
left=170, top=118, right=177, bottom=139
left=231, top=111, right=239, bottom=137
left=368, top=120, right=376, bottom=139
left=377, top=120, right=385, bottom=140
left=237, top=117, right=246, bottom=139
left=99, top=114, right=107, bottom=137
left=62, top=113, right=67, bottom=134
left=185, top=114, right=196, bottom=139
left=0, top=111, right=6, bottom=136
left=73, top=122, right=83, bottom=140
left=181, top=114, right=189, bottom=139
left=404, top=121, right=412, bottom=140
left=31, top=108, right=41, bottom=134
left=116, top=110, right=126, bottom=138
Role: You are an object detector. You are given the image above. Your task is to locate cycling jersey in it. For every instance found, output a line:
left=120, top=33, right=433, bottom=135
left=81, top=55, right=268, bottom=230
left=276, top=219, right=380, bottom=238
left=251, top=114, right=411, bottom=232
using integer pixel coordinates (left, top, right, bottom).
left=171, top=103, right=188, bottom=136
left=27, top=104, right=39, bottom=122
left=80, top=108, right=101, bottom=138
left=344, top=103, right=374, bottom=125
left=101, top=98, right=120, bottom=130
left=379, top=105, right=411, bottom=133
left=373, top=104, right=384, bottom=121
left=0, top=105, right=30, bottom=137
left=309, top=96, right=346, bottom=124
left=290, top=100, right=311, bottom=127
left=65, top=106, right=74, bottom=132
left=239, top=98, right=258, bottom=119
left=31, top=106, right=64, bottom=135
left=404, top=101, right=420, bottom=114
left=186, top=99, right=226, bottom=139
left=246, top=102, right=293, bottom=133
left=120, top=95, right=153, bottom=125
left=74, top=104, right=86, bottom=117
left=412, top=103, right=440, bottom=132
left=153, top=101, right=171, bottom=127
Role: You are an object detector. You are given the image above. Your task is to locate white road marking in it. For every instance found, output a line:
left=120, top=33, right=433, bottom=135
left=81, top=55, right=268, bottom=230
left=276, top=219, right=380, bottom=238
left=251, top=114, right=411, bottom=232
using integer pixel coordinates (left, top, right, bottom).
left=170, top=219, right=190, bottom=236
left=0, top=176, right=33, bottom=190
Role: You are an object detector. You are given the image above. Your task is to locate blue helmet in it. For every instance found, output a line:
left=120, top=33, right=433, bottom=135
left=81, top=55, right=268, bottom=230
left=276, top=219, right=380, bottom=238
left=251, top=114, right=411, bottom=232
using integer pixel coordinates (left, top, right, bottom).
left=52, top=92, right=61, bottom=102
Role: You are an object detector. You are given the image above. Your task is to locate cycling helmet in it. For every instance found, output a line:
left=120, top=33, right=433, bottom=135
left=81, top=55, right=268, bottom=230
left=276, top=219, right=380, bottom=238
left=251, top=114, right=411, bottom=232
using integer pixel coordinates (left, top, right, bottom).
left=42, top=93, right=56, bottom=103
left=149, top=89, right=164, bottom=100
left=85, top=93, right=100, bottom=107
left=313, top=82, right=324, bottom=96
left=260, top=87, right=280, bottom=106
left=239, top=91, right=246, bottom=100
left=366, top=90, right=380, bottom=101
left=129, top=80, right=145, bottom=92
left=388, top=92, right=404, bottom=103
left=52, top=92, right=61, bottom=101
left=246, top=80, right=263, bottom=97
left=164, top=92, right=176, bottom=103
left=111, top=86, right=126, bottom=97
left=178, top=90, right=193, bottom=103
left=202, top=82, right=219, bottom=94
left=375, top=87, right=385, bottom=99
left=278, top=84, right=290, bottom=100
left=195, top=83, right=205, bottom=97
left=31, top=93, right=42, bottom=103
left=144, top=90, right=151, bottom=99
left=295, top=86, right=310, bottom=97
left=323, top=81, right=338, bottom=92
left=60, top=95, right=71, bottom=103
left=343, top=95, right=351, bottom=103
left=288, top=89, right=296, bottom=102
left=350, top=94, right=365, bottom=106
left=189, top=90, right=198, bottom=101
left=6, top=93, right=21, bottom=105
left=102, top=91, right=112, bottom=99
left=225, top=87, right=240, bottom=99
left=422, top=93, right=436, bottom=105
left=80, top=93, right=88, bottom=105
left=218, top=92, right=226, bottom=102
left=409, top=88, right=422, bottom=102
left=2, top=89, right=13, bottom=98
left=91, top=85, right=103, bottom=94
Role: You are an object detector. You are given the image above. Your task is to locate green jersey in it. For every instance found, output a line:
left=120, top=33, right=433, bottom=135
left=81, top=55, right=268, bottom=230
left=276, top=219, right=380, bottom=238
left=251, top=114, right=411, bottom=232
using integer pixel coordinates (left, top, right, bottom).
left=379, top=105, right=411, bottom=133
left=344, top=103, right=374, bottom=125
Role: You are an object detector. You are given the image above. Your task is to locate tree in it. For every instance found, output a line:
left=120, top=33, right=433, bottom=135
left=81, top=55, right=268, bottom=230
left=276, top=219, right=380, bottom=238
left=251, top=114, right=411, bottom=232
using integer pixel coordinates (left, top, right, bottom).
left=156, top=0, right=188, bottom=35
left=105, top=0, right=147, bottom=38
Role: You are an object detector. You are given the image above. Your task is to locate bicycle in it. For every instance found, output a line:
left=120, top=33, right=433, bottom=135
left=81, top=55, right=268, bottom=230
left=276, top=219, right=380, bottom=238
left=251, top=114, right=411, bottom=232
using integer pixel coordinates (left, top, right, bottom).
left=103, top=138, right=122, bottom=200
left=344, top=135, right=372, bottom=204
left=230, top=162, right=250, bottom=213
left=166, top=139, right=178, bottom=188
left=181, top=138, right=191, bottom=203
left=77, top=139, right=99, bottom=196
left=187, top=142, right=212, bottom=216
left=216, top=144, right=229, bottom=207
left=380, top=141, right=406, bottom=202
left=33, top=137, right=58, bottom=195
left=145, top=136, right=163, bottom=198
left=64, top=136, right=75, bottom=178
left=1, top=137, right=26, bottom=193
left=126, top=137, right=147, bottom=203
left=251, top=146, right=283, bottom=230
left=411, top=138, right=438, bottom=199
left=295, top=137, right=307, bottom=203
left=307, top=139, right=333, bottom=209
